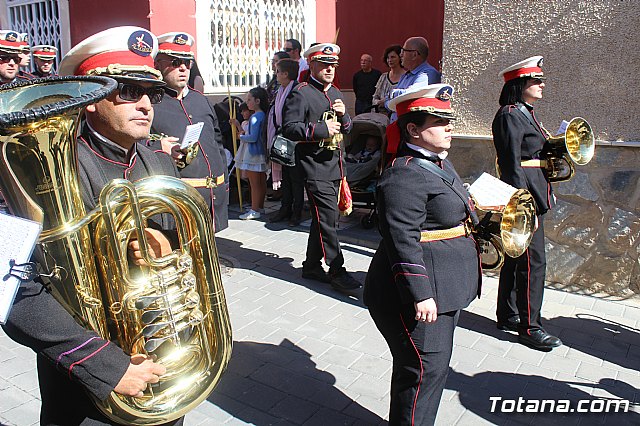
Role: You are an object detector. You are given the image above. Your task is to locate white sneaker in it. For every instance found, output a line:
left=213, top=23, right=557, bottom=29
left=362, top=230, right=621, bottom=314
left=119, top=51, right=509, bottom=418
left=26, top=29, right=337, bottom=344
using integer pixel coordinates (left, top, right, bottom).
left=239, top=209, right=261, bottom=220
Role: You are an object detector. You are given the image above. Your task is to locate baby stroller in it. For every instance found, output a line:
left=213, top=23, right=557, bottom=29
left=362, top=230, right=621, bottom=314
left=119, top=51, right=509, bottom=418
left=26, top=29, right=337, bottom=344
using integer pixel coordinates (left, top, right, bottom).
left=343, top=112, right=389, bottom=228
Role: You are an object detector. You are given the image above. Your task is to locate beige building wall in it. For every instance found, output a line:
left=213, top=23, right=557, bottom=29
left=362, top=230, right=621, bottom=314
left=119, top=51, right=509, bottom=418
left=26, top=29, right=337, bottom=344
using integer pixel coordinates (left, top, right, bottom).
left=442, top=1, right=640, bottom=143
left=442, top=1, right=640, bottom=299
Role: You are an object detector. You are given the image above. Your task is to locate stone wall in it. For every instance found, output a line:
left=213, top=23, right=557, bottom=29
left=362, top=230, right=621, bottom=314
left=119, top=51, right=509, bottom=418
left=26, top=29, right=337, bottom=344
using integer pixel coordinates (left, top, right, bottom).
left=442, top=1, right=640, bottom=142
left=450, top=137, right=640, bottom=299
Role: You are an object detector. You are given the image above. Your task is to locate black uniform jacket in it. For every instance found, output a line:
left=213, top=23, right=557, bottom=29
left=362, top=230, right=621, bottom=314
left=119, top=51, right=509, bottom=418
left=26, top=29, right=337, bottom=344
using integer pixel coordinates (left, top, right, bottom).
left=492, top=103, right=554, bottom=215
left=281, top=77, right=352, bottom=181
left=147, top=86, right=229, bottom=231
left=364, top=145, right=481, bottom=314
left=3, top=125, right=181, bottom=425
left=33, top=70, right=58, bottom=79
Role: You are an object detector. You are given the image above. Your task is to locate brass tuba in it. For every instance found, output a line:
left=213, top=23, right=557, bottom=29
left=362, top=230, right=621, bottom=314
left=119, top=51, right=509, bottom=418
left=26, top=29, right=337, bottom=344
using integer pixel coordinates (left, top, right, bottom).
left=319, top=109, right=343, bottom=150
left=542, top=117, right=595, bottom=182
left=472, top=189, right=537, bottom=270
left=0, top=76, right=232, bottom=425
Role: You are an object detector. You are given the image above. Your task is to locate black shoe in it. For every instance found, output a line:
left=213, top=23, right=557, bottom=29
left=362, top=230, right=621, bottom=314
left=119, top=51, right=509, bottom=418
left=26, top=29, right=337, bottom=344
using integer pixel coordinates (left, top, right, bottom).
left=288, top=214, right=301, bottom=227
left=302, top=266, right=330, bottom=283
left=518, top=329, right=563, bottom=351
left=497, top=317, right=520, bottom=332
left=330, top=270, right=362, bottom=295
left=269, top=209, right=291, bottom=223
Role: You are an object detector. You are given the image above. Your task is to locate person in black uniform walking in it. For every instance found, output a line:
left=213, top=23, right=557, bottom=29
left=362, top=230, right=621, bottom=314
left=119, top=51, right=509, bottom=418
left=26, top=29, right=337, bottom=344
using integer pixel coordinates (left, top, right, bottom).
left=364, top=82, right=481, bottom=425
left=282, top=43, right=361, bottom=295
left=3, top=26, right=183, bottom=425
left=147, top=32, right=229, bottom=232
left=493, top=56, right=562, bottom=351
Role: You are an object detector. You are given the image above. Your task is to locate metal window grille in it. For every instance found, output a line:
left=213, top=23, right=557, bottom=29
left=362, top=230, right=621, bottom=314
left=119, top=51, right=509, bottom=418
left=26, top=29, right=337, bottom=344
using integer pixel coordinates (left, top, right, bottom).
left=204, top=0, right=307, bottom=93
left=6, top=0, right=63, bottom=72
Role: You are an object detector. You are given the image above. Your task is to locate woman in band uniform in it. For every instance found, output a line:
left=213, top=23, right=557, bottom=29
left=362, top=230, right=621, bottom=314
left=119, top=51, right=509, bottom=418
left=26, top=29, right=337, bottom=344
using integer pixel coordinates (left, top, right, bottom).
left=364, top=83, right=481, bottom=425
left=492, top=56, right=562, bottom=351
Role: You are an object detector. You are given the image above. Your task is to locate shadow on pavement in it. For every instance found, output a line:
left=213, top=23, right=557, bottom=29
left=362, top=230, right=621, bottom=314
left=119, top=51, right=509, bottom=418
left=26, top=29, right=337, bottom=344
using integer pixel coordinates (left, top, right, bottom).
left=207, top=339, right=384, bottom=425
left=216, top=236, right=368, bottom=308
left=458, top=310, right=640, bottom=374
left=447, top=369, right=639, bottom=425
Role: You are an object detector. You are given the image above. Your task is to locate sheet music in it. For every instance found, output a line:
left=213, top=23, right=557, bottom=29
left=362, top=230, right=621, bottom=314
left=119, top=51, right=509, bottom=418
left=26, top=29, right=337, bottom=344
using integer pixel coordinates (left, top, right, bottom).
left=468, top=172, right=518, bottom=211
left=180, top=122, right=205, bottom=149
left=0, top=214, right=42, bottom=324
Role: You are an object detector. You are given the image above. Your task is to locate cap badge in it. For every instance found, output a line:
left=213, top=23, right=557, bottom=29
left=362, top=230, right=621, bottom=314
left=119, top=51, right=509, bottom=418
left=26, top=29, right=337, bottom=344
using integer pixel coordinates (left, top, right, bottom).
left=537, top=58, right=544, bottom=67
left=22, top=34, right=29, bottom=42
left=436, top=86, right=453, bottom=101
left=5, top=32, right=18, bottom=42
left=128, top=31, right=153, bottom=56
left=322, top=46, right=334, bottom=54
left=174, top=34, right=188, bottom=45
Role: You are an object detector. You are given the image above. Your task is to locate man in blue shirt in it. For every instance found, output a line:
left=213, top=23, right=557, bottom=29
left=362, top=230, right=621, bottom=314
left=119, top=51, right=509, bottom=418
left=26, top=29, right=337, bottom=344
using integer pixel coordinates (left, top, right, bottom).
left=385, top=36, right=441, bottom=153
left=387, top=37, right=441, bottom=111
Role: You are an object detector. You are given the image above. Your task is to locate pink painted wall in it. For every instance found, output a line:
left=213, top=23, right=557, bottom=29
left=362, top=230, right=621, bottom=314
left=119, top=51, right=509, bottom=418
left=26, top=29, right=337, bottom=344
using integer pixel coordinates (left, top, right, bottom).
left=315, top=0, right=337, bottom=44
left=335, top=0, right=444, bottom=89
left=68, top=0, right=196, bottom=55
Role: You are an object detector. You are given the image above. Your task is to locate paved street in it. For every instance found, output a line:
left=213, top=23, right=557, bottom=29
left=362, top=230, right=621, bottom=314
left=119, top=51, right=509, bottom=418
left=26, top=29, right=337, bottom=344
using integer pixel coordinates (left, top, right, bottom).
left=1, top=204, right=639, bottom=425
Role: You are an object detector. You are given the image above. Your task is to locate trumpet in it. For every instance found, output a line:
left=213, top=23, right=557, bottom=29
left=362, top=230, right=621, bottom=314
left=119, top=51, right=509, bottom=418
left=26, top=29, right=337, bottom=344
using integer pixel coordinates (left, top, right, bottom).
left=319, top=109, right=343, bottom=150
left=148, top=133, right=199, bottom=169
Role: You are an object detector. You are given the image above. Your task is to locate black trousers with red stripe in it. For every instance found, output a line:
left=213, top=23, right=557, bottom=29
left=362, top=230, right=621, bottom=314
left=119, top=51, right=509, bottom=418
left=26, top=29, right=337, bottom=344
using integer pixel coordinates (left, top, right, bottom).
left=304, top=179, right=345, bottom=273
left=370, top=307, right=459, bottom=426
left=497, top=215, right=546, bottom=332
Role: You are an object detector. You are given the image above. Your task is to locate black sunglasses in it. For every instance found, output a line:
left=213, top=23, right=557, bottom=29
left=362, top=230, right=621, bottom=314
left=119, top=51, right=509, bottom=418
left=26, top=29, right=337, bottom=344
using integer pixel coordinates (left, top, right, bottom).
left=161, top=58, right=193, bottom=69
left=283, top=47, right=294, bottom=52
left=0, top=54, right=20, bottom=63
left=117, top=83, right=164, bottom=104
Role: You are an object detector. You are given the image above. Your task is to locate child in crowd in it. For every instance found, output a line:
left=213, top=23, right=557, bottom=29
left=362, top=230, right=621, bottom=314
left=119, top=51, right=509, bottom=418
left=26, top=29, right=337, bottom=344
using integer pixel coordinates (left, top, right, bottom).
left=347, top=135, right=381, bottom=163
left=234, top=102, right=252, bottom=135
left=232, top=87, right=269, bottom=220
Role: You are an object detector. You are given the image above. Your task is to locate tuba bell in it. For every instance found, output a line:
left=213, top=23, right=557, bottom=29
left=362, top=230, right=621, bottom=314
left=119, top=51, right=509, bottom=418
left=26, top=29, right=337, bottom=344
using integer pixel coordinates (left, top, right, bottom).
left=469, top=178, right=537, bottom=270
left=0, top=77, right=232, bottom=425
left=542, top=117, right=595, bottom=182
left=319, top=109, right=343, bottom=150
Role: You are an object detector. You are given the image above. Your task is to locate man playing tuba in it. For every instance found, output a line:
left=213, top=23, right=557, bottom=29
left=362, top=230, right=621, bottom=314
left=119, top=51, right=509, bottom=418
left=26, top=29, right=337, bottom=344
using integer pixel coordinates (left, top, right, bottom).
left=2, top=27, right=185, bottom=425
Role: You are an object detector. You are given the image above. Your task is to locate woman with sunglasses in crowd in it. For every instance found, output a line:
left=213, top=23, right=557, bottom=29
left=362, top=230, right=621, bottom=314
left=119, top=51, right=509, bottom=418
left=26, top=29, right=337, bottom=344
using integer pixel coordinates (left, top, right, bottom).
left=492, top=56, right=562, bottom=351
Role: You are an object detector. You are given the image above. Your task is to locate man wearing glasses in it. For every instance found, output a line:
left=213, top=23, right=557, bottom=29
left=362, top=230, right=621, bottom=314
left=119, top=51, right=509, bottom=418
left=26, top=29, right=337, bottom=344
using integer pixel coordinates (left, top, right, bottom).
left=147, top=32, right=229, bottom=232
left=0, top=30, right=31, bottom=85
left=4, top=26, right=183, bottom=425
left=385, top=36, right=442, bottom=154
left=284, top=38, right=309, bottom=80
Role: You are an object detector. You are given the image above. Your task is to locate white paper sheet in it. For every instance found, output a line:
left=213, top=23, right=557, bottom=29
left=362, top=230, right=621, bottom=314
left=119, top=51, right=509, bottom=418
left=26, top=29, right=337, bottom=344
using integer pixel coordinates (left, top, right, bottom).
left=468, top=172, right=518, bottom=211
left=180, top=122, right=205, bottom=149
left=0, top=214, right=42, bottom=324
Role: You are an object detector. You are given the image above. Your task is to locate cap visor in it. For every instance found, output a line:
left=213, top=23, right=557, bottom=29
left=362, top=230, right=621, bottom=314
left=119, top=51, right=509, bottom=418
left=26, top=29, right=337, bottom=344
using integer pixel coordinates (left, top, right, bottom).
left=113, top=74, right=166, bottom=86
left=163, top=52, right=195, bottom=60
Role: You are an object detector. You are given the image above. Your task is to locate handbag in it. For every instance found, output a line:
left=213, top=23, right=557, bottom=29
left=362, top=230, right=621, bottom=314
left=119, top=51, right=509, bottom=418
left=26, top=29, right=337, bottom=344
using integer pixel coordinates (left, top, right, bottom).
left=270, top=134, right=297, bottom=167
left=338, top=176, right=353, bottom=216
